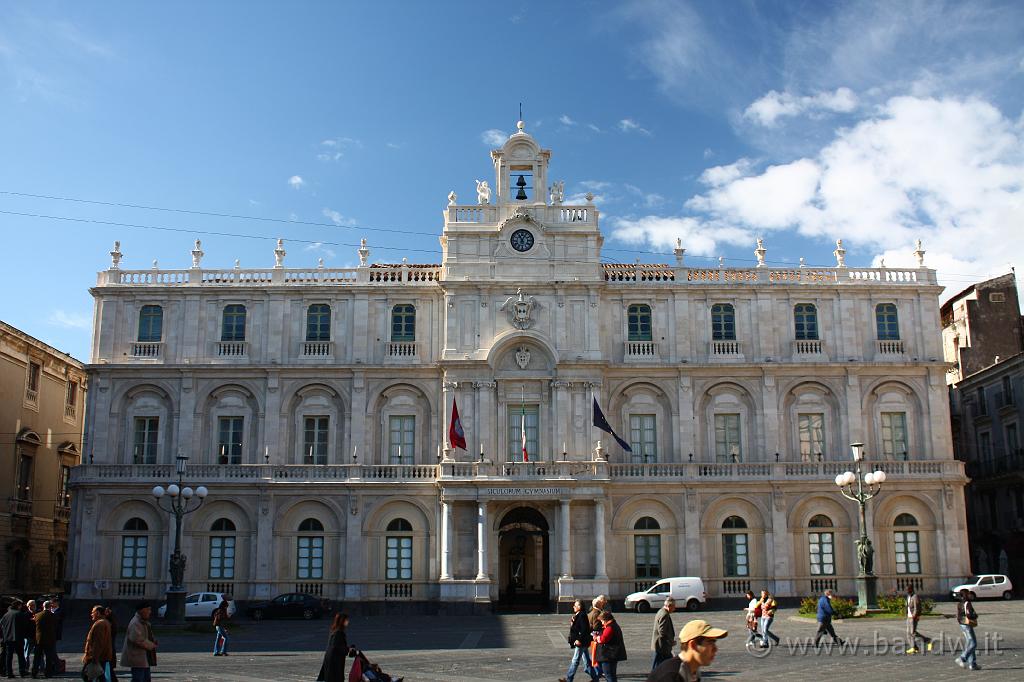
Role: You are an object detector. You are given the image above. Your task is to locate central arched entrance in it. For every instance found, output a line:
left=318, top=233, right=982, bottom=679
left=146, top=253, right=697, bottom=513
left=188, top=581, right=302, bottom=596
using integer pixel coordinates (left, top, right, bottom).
left=497, top=506, right=550, bottom=611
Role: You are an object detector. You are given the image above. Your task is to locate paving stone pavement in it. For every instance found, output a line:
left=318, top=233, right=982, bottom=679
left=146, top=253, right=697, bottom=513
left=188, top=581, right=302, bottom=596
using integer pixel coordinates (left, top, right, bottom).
left=51, top=600, right=1024, bottom=681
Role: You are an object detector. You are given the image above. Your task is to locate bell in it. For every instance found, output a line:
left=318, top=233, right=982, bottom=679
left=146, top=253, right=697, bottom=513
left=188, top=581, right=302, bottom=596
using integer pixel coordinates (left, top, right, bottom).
left=515, top=174, right=528, bottom=200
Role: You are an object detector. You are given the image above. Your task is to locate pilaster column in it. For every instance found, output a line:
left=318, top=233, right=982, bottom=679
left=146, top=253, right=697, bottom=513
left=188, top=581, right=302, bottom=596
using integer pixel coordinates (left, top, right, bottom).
left=440, top=500, right=453, bottom=580
left=560, top=499, right=572, bottom=578
left=594, top=500, right=608, bottom=579
left=552, top=380, right=570, bottom=459
left=476, top=500, right=489, bottom=580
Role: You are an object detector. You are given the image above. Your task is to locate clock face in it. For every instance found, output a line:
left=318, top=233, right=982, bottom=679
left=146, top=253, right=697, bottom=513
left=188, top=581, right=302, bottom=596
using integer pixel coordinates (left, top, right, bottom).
left=510, top=229, right=535, bottom=252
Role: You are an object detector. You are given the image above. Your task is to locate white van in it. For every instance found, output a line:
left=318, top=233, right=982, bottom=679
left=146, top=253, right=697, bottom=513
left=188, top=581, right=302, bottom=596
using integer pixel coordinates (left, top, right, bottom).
left=624, top=577, right=707, bottom=612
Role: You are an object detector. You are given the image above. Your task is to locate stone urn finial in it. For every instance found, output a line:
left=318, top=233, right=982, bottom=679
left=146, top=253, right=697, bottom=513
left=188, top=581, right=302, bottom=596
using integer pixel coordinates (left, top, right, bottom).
left=109, top=241, right=122, bottom=270
left=191, top=239, right=204, bottom=268
left=274, top=239, right=286, bottom=268
left=833, top=239, right=847, bottom=268
left=754, top=238, right=767, bottom=267
left=913, top=239, right=926, bottom=267
left=674, top=238, right=686, bottom=266
left=358, top=238, right=369, bottom=267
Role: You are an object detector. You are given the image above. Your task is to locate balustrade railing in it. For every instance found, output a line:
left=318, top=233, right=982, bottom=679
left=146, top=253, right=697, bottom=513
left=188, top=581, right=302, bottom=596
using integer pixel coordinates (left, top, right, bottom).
left=216, top=341, right=247, bottom=357
left=876, top=339, right=905, bottom=355
left=8, top=498, right=32, bottom=516
left=25, top=387, right=38, bottom=403
left=131, top=342, right=162, bottom=358
left=54, top=504, right=71, bottom=523
left=64, top=403, right=77, bottom=418
left=206, top=582, right=234, bottom=596
left=793, top=339, right=823, bottom=355
left=296, top=582, right=323, bottom=596
left=302, top=341, right=332, bottom=357
left=624, top=341, right=658, bottom=360
left=117, top=581, right=146, bottom=597
left=384, top=582, right=413, bottom=599
left=385, top=341, right=419, bottom=360
left=710, top=340, right=742, bottom=356
left=101, top=265, right=441, bottom=287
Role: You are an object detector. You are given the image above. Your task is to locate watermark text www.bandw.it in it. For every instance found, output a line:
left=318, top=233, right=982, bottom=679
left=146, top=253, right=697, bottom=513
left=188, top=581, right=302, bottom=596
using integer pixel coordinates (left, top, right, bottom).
left=745, top=631, right=1005, bottom=657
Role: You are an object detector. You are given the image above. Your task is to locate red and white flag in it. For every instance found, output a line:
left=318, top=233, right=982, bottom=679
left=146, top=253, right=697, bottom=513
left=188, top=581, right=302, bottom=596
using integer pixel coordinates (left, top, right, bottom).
left=449, top=398, right=467, bottom=451
left=521, top=403, right=529, bottom=462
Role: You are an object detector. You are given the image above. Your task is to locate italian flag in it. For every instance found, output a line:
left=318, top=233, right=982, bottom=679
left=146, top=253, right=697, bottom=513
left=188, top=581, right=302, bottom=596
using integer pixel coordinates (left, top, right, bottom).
left=521, top=403, right=529, bottom=462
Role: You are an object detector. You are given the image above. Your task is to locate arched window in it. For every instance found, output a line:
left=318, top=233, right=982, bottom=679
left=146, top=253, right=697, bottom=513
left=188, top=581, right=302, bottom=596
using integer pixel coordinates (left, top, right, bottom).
left=794, top=304, right=818, bottom=340
left=627, top=304, right=653, bottom=342
left=306, top=304, right=331, bottom=342
left=386, top=518, right=413, bottom=581
left=391, top=305, right=416, bottom=342
left=633, top=516, right=661, bottom=581
left=711, top=304, right=736, bottom=341
left=722, top=515, right=748, bottom=577
left=808, top=515, right=834, bottom=576
left=297, top=518, right=324, bottom=580
left=209, top=518, right=236, bottom=580
left=121, top=517, right=149, bottom=579
left=138, top=305, right=163, bottom=342
left=221, top=304, right=247, bottom=342
left=875, top=303, right=900, bottom=341
left=894, top=513, right=920, bottom=575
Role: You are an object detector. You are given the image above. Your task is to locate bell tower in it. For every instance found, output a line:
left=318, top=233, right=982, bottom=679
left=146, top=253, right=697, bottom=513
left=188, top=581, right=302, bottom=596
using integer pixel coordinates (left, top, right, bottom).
left=491, top=120, right=550, bottom=205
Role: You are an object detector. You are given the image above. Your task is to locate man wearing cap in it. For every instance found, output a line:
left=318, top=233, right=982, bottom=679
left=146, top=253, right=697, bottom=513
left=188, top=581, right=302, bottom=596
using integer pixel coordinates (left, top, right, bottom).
left=647, top=619, right=727, bottom=682
left=121, top=603, right=157, bottom=682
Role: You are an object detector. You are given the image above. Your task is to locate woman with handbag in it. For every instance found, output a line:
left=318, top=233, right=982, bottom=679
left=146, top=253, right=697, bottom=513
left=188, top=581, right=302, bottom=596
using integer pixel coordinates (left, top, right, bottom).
left=743, top=590, right=760, bottom=647
left=956, top=589, right=980, bottom=670
left=593, top=611, right=627, bottom=682
left=82, top=606, right=113, bottom=682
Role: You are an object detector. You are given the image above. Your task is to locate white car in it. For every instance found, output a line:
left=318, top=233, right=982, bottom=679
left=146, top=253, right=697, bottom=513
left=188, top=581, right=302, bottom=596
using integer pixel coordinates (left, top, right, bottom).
left=950, top=574, right=1013, bottom=601
left=624, top=577, right=707, bottom=612
left=157, top=592, right=236, bottom=619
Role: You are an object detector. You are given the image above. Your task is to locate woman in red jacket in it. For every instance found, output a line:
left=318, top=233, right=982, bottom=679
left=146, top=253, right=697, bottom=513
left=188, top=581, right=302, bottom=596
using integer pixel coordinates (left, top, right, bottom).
left=593, top=611, right=627, bottom=682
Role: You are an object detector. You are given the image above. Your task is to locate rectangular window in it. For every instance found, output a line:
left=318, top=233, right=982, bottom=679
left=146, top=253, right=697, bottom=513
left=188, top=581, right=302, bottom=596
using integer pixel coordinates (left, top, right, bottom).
left=137, top=305, right=163, bottom=342
left=217, top=416, right=244, bottom=464
left=1003, top=377, right=1015, bottom=406
left=507, top=405, right=539, bottom=462
left=714, top=413, right=742, bottom=462
left=976, top=387, right=987, bottom=416
left=798, top=413, right=825, bottom=460
left=296, top=536, right=324, bottom=579
left=120, top=536, right=148, bottom=579
left=57, top=465, right=72, bottom=507
left=133, top=417, right=159, bottom=464
left=65, top=381, right=77, bottom=408
left=634, top=535, right=661, bottom=579
left=711, top=305, right=736, bottom=341
left=723, top=533, right=749, bottom=577
left=27, top=361, right=41, bottom=398
left=209, top=536, right=236, bottom=579
left=1007, top=424, right=1019, bottom=455
left=15, top=454, right=32, bottom=500
left=303, top=416, right=329, bottom=465
left=880, top=412, right=907, bottom=459
left=808, top=531, right=835, bottom=575
left=305, top=305, right=331, bottom=341
left=221, top=305, right=246, bottom=342
left=894, top=530, right=920, bottom=574
left=388, top=415, right=415, bottom=464
left=627, top=305, right=653, bottom=342
left=385, top=536, right=412, bottom=580
left=978, top=431, right=992, bottom=461
left=629, top=414, right=657, bottom=463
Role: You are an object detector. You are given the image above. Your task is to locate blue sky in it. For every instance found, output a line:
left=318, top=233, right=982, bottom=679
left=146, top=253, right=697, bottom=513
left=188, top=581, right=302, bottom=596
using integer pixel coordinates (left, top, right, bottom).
left=2, top=0, right=1022, bottom=362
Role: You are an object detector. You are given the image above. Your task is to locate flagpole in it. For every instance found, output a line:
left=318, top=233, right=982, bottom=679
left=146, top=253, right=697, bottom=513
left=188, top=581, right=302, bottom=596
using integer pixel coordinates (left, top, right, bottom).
left=521, top=383, right=527, bottom=463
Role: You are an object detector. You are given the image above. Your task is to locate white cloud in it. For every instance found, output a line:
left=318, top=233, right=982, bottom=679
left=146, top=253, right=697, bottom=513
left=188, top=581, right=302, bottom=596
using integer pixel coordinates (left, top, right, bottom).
left=317, top=137, right=360, bottom=162
left=744, top=87, right=859, bottom=127
left=559, top=114, right=576, bottom=126
left=303, top=242, right=336, bottom=259
left=481, top=129, right=507, bottom=146
left=287, top=175, right=304, bottom=189
left=48, top=309, right=91, bottom=330
left=322, top=208, right=355, bottom=226
left=611, top=215, right=751, bottom=255
left=699, top=158, right=755, bottom=186
left=618, top=118, right=651, bottom=135
left=624, top=184, right=665, bottom=208
left=587, top=123, right=602, bottom=133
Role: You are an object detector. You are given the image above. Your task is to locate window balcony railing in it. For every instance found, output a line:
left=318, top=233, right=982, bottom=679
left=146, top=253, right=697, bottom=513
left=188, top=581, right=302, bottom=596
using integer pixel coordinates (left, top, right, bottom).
left=876, top=339, right=905, bottom=355
left=384, top=582, right=414, bottom=599
left=624, top=341, right=658, bottom=361
left=117, top=581, right=147, bottom=597
left=131, top=342, right=162, bottom=358
left=206, top=582, right=234, bottom=595
left=793, top=339, right=823, bottom=356
left=64, top=403, right=76, bottom=419
left=385, top=341, right=419, bottom=361
left=8, top=498, right=32, bottom=517
left=216, top=341, right=247, bottom=357
left=710, top=340, right=742, bottom=357
left=296, top=582, right=324, bottom=596
left=301, top=341, right=332, bottom=357
left=25, top=387, right=38, bottom=403
left=54, top=504, right=71, bottom=523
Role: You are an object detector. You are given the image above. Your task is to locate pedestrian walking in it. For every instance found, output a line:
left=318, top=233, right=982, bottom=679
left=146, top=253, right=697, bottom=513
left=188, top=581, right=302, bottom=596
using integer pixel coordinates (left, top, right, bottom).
left=758, top=590, right=779, bottom=647
left=813, top=589, right=843, bottom=647
left=955, top=589, right=980, bottom=670
left=2, top=600, right=28, bottom=679
left=120, top=603, right=157, bottom=682
left=559, top=599, right=598, bottom=682
left=586, top=595, right=607, bottom=671
left=83, top=606, right=113, bottom=682
left=743, top=590, right=760, bottom=646
left=593, top=611, right=627, bottom=682
left=648, top=619, right=728, bottom=682
left=650, top=597, right=676, bottom=670
left=904, top=585, right=933, bottom=654
left=316, top=613, right=355, bottom=682
left=31, top=601, right=58, bottom=678
left=212, top=601, right=230, bottom=656
left=104, top=608, right=120, bottom=681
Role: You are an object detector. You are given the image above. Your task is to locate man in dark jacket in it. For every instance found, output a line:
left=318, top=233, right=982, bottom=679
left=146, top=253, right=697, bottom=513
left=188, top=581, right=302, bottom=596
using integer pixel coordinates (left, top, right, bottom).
left=17, top=603, right=35, bottom=672
left=650, top=597, right=676, bottom=670
left=559, top=599, right=598, bottom=682
left=32, top=603, right=58, bottom=678
left=2, top=601, right=28, bottom=678
left=814, top=589, right=843, bottom=646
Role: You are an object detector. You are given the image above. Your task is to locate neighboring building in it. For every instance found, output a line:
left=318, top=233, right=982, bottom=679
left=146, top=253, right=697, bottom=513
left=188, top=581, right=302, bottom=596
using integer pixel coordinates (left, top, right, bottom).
left=943, top=273, right=1024, bottom=592
left=1, top=320, right=86, bottom=594
left=68, top=122, right=968, bottom=611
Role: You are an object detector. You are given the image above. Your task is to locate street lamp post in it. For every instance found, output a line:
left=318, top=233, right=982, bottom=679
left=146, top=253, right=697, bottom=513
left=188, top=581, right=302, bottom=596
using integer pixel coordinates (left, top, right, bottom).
left=152, top=452, right=209, bottom=624
left=834, top=442, right=886, bottom=614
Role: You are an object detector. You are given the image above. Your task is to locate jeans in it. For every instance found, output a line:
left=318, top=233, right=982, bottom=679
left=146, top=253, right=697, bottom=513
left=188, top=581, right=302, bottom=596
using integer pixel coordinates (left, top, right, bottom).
left=129, top=668, right=151, bottom=682
left=599, top=660, right=618, bottom=682
left=760, top=615, right=780, bottom=645
left=565, top=646, right=597, bottom=681
left=652, top=650, right=673, bottom=670
left=959, top=624, right=977, bottom=667
left=213, top=626, right=228, bottom=655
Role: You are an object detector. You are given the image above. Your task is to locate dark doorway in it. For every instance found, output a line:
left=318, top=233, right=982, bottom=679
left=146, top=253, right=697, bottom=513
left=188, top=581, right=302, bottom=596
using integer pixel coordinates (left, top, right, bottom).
left=497, top=506, right=551, bottom=612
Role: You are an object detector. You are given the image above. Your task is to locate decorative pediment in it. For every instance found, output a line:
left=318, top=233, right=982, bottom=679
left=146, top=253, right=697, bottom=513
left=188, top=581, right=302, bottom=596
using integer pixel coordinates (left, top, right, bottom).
left=498, top=207, right=543, bottom=232
left=16, top=428, right=41, bottom=446
left=57, top=441, right=79, bottom=456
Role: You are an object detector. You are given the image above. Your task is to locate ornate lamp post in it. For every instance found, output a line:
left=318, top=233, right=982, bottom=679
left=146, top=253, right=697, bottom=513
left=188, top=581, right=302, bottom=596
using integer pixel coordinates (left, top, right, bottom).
left=834, top=442, right=886, bottom=614
left=152, top=452, right=208, bottom=623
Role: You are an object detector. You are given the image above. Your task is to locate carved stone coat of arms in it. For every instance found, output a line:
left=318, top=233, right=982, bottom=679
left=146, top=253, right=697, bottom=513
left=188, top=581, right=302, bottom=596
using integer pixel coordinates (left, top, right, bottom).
left=500, top=288, right=539, bottom=330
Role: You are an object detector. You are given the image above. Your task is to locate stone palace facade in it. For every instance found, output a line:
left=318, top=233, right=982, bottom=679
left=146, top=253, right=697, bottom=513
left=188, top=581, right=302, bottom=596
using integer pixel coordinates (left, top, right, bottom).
left=68, top=123, right=969, bottom=611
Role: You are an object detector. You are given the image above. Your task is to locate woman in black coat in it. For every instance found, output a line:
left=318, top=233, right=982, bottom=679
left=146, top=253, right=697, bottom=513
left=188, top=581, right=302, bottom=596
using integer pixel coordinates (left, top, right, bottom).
left=317, top=613, right=354, bottom=682
left=593, top=610, right=627, bottom=682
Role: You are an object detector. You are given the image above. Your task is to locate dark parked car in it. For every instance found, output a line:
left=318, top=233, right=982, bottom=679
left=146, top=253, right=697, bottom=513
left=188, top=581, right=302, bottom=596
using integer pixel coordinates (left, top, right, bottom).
left=246, top=593, right=328, bottom=620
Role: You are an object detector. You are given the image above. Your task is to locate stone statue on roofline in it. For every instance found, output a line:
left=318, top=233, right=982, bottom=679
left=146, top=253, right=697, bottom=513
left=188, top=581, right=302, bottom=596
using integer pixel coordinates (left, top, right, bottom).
left=475, top=180, right=491, bottom=205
